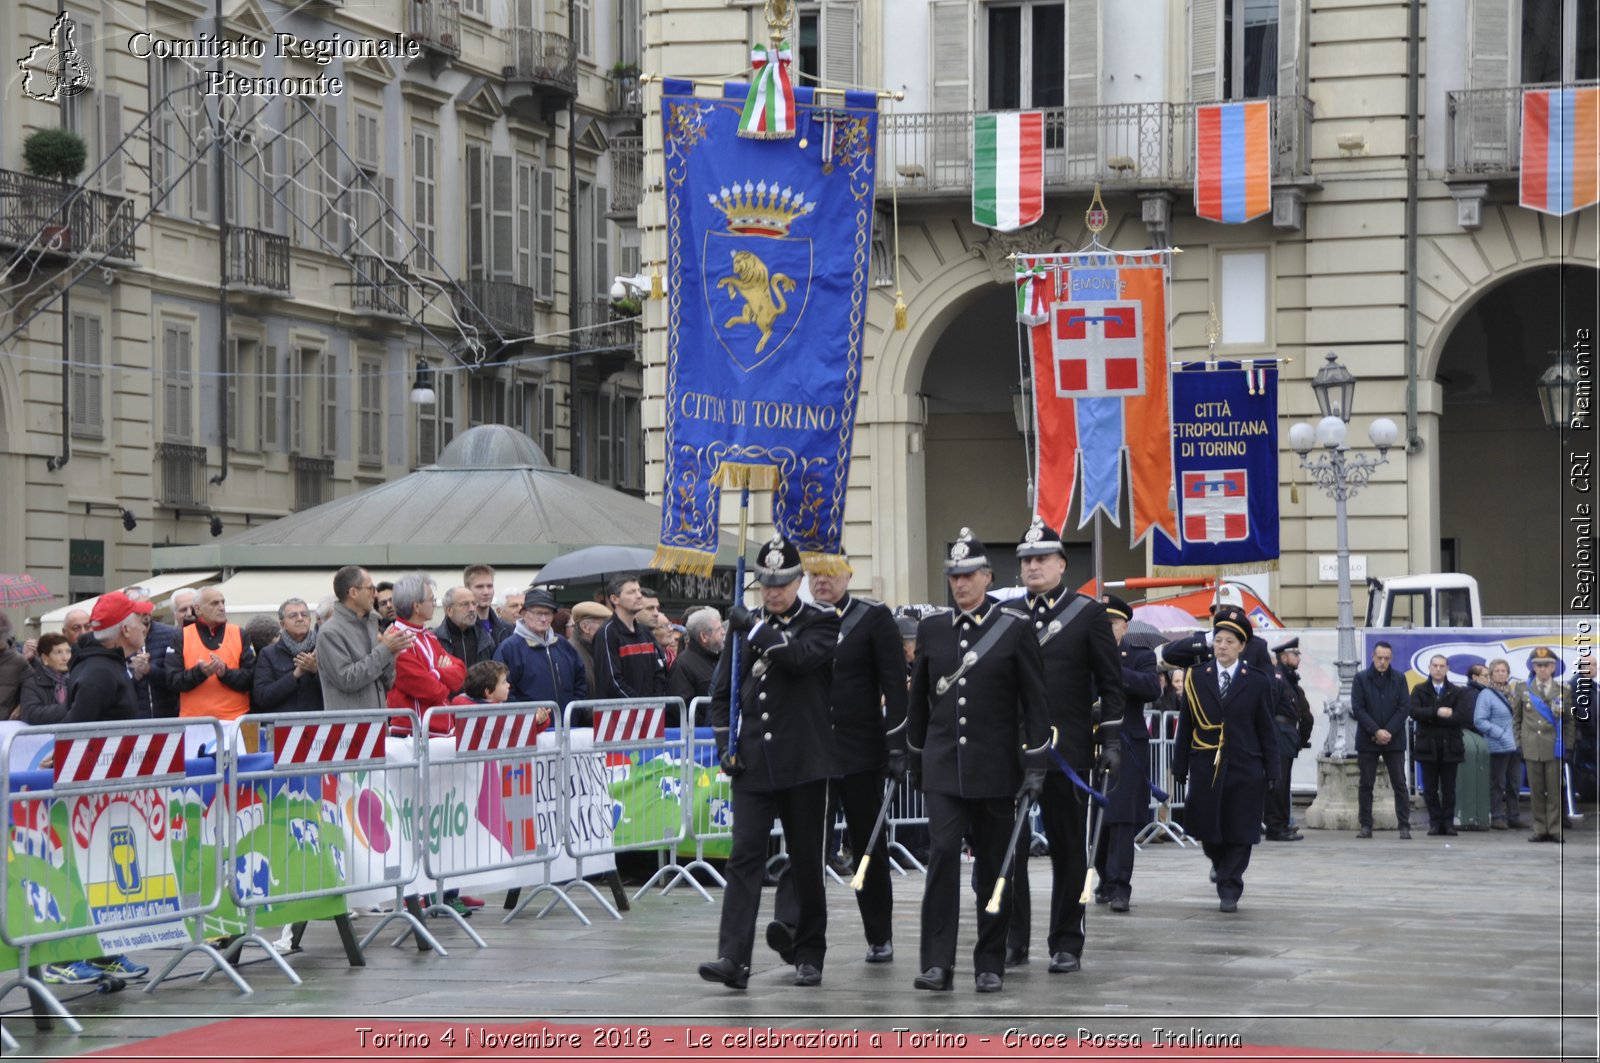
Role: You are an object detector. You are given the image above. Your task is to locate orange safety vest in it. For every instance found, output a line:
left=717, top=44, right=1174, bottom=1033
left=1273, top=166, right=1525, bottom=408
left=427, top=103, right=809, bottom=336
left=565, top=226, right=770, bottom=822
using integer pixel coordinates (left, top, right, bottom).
left=180, top=623, right=250, bottom=721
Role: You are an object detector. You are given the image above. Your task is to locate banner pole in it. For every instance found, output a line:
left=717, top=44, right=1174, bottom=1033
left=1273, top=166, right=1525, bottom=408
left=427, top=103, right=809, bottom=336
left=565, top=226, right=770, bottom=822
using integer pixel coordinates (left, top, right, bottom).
left=1092, top=510, right=1104, bottom=598
left=726, top=484, right=753, bottom=772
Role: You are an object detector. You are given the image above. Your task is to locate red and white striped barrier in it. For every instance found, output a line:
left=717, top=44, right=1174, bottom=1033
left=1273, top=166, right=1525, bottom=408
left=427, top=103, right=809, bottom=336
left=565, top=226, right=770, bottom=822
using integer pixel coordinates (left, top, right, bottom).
left=271, top=721, right=385, bottom=765
left=53, top=732, right=185, bottom=783
left=592, top=703, right=666, bottom=744
left=455, top=711, right=544, bottom=753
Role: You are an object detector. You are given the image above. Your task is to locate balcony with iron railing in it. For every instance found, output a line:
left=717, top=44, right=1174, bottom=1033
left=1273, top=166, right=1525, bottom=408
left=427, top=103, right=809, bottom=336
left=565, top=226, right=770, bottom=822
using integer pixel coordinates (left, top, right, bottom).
left=0, top=168, right=135, bottom=260
left=454, top=277, right=537, bottom=338
left=611, top=134, right=644, bottom=215
left=227, top=226, right=290, bottom=292
left=293, top=456, right=335, bottom=511
left=609, top=71, right=644, bottom=120
left=1447, top=80, right=1599, bottom=178
left=876, top=96, right=1314, bottom=198
left=155, top=443, right=208, bottom=508
left=502, top=28, right=577, bottom=97
left=574, top=297, right=639, bottom=354
left=408, top=0, right=462, bottom=60
left=350, top=254, right=412, bottom=316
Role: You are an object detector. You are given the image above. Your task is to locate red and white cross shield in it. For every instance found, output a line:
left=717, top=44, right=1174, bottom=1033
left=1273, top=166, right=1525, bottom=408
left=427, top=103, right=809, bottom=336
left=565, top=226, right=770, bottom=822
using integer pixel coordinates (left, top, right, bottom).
left=1051, top=300, right=1146, bottom=398
left=1181, top=469, right=1250, bottom=543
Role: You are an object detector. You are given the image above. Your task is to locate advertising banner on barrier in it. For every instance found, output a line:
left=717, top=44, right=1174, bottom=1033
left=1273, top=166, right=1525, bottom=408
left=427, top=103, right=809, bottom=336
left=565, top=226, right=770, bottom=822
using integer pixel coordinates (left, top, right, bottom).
left=610, top=732, right=733, bottom=859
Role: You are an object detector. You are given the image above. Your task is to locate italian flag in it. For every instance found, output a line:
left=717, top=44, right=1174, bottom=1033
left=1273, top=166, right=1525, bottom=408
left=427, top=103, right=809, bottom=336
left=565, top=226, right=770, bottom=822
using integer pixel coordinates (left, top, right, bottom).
left=973, top=111, right=1045, bottom=232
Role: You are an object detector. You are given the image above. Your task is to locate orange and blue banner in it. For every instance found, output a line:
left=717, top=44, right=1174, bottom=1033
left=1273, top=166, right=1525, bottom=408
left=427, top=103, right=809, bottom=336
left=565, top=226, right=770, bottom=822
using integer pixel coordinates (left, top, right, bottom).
left=1194, top=101, right=1272, bottom=224
left=1520, top=87, right=1599, bottom=216
left=1020, top=253, right=1176, bottom=548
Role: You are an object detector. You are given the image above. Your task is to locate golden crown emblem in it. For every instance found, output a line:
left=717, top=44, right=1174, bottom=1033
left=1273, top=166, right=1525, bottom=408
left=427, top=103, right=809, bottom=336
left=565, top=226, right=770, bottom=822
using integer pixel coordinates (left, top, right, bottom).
left=708, top=180, right=816, bottom=237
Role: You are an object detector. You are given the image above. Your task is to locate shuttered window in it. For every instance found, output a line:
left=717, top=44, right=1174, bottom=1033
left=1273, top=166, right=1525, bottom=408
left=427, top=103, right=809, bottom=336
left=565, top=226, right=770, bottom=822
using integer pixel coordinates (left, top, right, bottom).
left=358, top=356, right=383, bottom=466
left=100, top=93, right=124, bottom=193
left=225, top=337, right=259, bottom=451
left=69, top=312, right=103, bottom=439
left=537, top=169, right=557, bottom=300
left=162, top=323, right=194, bottom=443
left=466, top=143, right=486, bottom=281
left=412, top=128, right=437, bottom=270
left=259, top=344, right=280, bottom=450
left=491, top=153, right=516, bottom=281
left=321, top=349, right=340, bottom=459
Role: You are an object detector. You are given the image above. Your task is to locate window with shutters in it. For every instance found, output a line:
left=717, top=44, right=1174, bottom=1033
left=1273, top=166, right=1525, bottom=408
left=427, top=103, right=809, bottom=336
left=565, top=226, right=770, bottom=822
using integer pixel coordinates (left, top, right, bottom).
left=574, top=0, right=594, bottom=59
left=469, top=373, right=508, bottom=426
left=412, top=128, right=437, bottom=271
left=290, top=345, right=325, bottom=454
left=322, top=350, right=340, bottom=459
left=161, top=323, right=195, bottom=444
left=537, top=169, right=557, bottom=300
left=491, top=154, right=516, bottom=281
left=462, top=0, right=485, bottom=15
left=617, top=0, right=642, bottom=67
left=358, top=356, right=384, bottom=466
left=62, top=15, right=95, bottom=152
left=286, top=102, right=314, bottom=245
left=794, top=3, right=860, bottom=88
left=616, top=392, right=642, bottom=491
left=259, top=344, right=280, bottom=451
left=226, top=337, right=260, bottom=451
left=540, top=381, right=559, bottom=462
left=68, top=312, right=104, bottom=440
left=316, top=101, right=341, bottom=246
left=1192, top=0, right=1300, bottom=101
left=354, top=108, right=380, bottom=169
left=99, top=93, right=124, bottom=194
left=149, top=56, right=183, bottom=210
left=594, top=187, right=611, bottom=300
left=190, top=82, right=213, bottom=222
left=515, top=376, right=540, bottom=440
left=572, top=385, right=597, bottom=478
left=415, top=360, right=457, bottom=467
left=1522, top=0, right=1598, bottom=82
left=517, top=160, right=535, bottom=287
left=466, top=142, right=487, bottom=281
left=224, top=126, right=260, bottom=230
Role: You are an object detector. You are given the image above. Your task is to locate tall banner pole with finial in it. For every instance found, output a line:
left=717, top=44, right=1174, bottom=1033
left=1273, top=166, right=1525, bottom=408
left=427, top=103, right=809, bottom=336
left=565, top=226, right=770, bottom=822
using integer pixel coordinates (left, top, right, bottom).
left=724, top=482, right=754, bottom=776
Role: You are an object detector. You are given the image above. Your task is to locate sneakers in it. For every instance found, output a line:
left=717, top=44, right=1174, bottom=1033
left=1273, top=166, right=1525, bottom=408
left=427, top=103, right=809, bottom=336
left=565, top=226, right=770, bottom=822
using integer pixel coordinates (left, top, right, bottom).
left=456, top=894, right=486, bottom=909
left=42, top=960, right=104, bottom=985
left=444, top=897, right=473, bottom=917
left=91, top=955, right=150, bottom=978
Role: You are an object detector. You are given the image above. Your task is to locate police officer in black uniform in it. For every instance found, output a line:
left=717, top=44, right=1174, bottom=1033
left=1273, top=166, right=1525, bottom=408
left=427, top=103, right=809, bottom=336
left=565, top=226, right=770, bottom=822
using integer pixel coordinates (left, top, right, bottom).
left=1171, top=605, right=1280, bottom=912
left=1264, top=638, right=1309, bottom=841
left=698, top=535, right=841, bottom=990
left=768, top=561, right=907, bottom=965
left=1005, top=519, right=1124, bottom=974
left=1092, top=594, right=1161, bottom=912
left=908, top=529, right=1051, bottom=993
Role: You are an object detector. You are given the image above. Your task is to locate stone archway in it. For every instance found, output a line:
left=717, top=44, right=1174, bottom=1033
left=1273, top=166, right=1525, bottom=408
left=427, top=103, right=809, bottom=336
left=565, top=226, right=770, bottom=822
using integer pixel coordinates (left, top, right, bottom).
left=1434, top=262, right=1598, bottom=615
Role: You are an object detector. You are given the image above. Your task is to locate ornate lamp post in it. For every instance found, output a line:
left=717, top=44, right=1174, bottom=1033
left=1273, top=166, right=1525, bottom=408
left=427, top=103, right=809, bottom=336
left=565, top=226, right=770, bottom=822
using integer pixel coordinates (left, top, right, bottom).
left=1536, top=351, right=1576, bottom=430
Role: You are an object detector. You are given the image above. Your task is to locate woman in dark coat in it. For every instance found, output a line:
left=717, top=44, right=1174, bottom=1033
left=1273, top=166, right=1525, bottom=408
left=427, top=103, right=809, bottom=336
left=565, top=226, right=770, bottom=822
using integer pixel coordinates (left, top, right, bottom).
left=1171, top=606, right=1280, bottom=912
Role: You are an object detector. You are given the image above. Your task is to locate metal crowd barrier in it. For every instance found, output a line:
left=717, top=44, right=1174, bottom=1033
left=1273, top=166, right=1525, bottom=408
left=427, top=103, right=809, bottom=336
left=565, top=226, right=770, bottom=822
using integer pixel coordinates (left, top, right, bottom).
left=673, top=697, right=727, bottom=898
left=0, top=718, right=236, bottom=1034
left=1135, top=709, right=1194, bottom=847
left=558, top=697, right=691, bottom=914
left=884, top=772, right=928, bottom=873
left=249, top=710, right=443, bottom=957
left=418, top=700, right=561, bottom=943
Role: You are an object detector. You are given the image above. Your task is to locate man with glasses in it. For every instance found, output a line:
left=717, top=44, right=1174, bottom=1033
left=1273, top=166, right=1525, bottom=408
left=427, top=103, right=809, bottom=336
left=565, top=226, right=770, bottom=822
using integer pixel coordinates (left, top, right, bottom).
left=318, top=566, right=409, bottom=711
left=253, top=599, right=325, bottom=714
left=166, top=587, right=255, bottom=723
left=386, top=572, right=465, bottom=732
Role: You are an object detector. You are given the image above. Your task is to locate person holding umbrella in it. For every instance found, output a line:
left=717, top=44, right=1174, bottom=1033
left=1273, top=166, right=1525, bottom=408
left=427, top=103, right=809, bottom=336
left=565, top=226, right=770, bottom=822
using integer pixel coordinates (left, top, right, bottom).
left=907, top=529, right=1050, bottom=994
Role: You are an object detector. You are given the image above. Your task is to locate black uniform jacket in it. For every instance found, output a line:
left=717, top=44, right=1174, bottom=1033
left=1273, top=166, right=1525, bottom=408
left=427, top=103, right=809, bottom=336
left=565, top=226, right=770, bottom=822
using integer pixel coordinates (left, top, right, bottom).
left=1104, top=640, right=1161, bottom=824
left=828, top=595, right=909, bottom=775
left=1409, top=679, right=1467, bottom=762
left=907, top=595, right=1051, bottom=801
left=1172, top=659, right=1280, bottom=845
left=1023, top=586, right=1126, bottom=773
left=710, top=598, right=841, bottom=793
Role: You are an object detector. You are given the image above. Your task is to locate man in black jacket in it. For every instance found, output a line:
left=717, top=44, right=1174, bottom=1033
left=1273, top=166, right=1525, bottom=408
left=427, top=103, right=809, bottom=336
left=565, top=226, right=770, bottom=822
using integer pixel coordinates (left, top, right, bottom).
left=435, top=586, right=498, bottom=671
left=252, top=599, right=325, bottom=714
left=144, top=591, right=190, bottom=718
left=1264, top=638, right=1308, bottom=841
left=1410, top=654, right=1466, bottom=835
left=909, top=529, right=1051, bottom=994
left=65, top=592, right=152, bottom=724
left=769, top=563, right=906, bottom=967
left=667, top=607, right=723, bottom=718
left=1352, top=641, right=1413, bottom=838
left=596, top=576, right=667, bottom=701
left=1005, top=519, right=1124, bottom=976
left=698, top=535, right=840, bottom=991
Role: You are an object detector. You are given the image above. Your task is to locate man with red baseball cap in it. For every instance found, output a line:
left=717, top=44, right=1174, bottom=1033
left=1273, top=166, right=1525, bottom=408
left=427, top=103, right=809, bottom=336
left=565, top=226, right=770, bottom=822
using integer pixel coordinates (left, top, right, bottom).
left=63, top=591, right=152, bottom=724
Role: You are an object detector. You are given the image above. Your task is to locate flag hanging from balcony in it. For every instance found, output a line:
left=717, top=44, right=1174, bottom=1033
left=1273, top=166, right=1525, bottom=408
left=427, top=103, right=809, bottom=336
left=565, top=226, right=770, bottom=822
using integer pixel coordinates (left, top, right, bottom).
left=738, top=41, right=796, bottom=139
left=1194, top=101, right=1272, bottom=223
left=973, top=112, right=1045, bottom=231
left=1018, top=252, right=1178, bottom=548
left=1520, top=87, right=1599, bottom=216
left=655, top=79, right=879, bottom=576
left=1152, top=361, right=1280, bottom=574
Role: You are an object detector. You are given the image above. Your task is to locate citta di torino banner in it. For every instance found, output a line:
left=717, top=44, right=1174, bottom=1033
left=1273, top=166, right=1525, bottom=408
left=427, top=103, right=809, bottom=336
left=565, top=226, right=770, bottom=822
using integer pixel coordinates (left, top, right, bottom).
left=1153, top=360, right=1279, bottom=572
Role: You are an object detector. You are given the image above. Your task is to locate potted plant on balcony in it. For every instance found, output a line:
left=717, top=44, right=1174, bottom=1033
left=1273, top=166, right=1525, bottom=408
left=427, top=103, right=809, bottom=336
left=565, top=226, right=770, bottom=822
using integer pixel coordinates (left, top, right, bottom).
left=21, top=128, right=87, bottom=252
left=609, top=294, right=642, bottom=318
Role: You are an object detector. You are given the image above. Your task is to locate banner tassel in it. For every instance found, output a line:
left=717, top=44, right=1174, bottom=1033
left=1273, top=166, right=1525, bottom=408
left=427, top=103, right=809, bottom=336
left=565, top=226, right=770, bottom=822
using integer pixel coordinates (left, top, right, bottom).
left=650, top=270, right=663, bottom=300
left=893, top=291, right=907, bottom=331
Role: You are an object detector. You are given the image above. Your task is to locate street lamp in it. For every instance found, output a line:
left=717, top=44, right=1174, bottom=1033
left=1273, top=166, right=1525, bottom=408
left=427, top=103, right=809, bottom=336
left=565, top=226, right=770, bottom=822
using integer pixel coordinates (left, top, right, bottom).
left=1536, top=350, right=1576, bottom=429
left=1289, top=353, right=1398, bottom=762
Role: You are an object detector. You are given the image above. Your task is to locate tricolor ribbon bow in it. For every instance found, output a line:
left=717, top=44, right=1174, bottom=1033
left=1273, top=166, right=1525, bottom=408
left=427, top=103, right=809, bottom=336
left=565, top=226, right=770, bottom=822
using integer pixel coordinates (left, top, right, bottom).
left=738, top=41, right=796, bottom=140
left=1015, top=262, right=1053, bottom=326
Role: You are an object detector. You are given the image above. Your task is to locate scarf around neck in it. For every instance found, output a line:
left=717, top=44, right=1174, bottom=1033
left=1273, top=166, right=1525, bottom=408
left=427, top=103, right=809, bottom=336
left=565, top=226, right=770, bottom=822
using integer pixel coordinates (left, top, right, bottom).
left=514, top=619, right=559, bottom=648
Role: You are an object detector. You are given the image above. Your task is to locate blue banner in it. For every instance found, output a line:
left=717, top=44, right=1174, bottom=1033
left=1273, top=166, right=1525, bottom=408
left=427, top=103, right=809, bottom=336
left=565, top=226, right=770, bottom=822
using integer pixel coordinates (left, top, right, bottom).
left=1153, top=361, right=1279, bottom=571
left=656, top=80, right=878, bottom=574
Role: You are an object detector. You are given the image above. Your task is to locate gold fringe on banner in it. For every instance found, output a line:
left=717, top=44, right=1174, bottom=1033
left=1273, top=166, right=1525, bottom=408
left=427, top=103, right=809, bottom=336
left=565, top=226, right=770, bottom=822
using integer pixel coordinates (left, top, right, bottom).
left=1150, top=560, right=1280, bottom=579
left=652, top=544, right=718, bottom=577
left=713, top=462, right=780, bottom=490
left=801, top=551, right=853, bottom=576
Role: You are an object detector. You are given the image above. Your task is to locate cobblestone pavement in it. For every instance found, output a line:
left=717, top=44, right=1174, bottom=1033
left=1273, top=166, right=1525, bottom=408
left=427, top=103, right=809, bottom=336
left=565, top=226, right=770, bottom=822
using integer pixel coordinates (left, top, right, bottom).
left=5, top=815, right=1596, bottom=1061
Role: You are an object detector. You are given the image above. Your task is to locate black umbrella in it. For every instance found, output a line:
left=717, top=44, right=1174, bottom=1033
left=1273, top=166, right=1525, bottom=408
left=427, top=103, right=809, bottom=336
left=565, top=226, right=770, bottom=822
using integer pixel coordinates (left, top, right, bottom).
left=530, top=545, right=656, bottom=587
left=1122, top=619, right=1172, bottom=651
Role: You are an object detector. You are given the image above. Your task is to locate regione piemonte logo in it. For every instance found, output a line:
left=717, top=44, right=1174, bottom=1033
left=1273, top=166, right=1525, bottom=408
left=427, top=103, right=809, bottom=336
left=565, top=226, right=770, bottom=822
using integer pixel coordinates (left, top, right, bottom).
left=1182, top=469, right=1250, bottom=544
left=1051, top=300, right=1146, bottom=398
left=19, top=13, right=93, bottom=103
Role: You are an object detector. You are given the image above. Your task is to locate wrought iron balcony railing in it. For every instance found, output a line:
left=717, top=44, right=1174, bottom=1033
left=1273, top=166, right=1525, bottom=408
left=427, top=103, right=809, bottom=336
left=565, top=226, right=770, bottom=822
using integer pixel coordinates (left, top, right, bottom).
left=292, top=456, right=335, bottom=511
left=455, top=278, right=537, bottom=338
left=877, top=96, right=1314, bottom=197
left=573, top=297, right=638, bottom=353
left=0, top=168, right=134, bottom=259
left=409, top=0, right=462, bottom=59
left=1447, top=80, right=1599, bottom=177
left=609, top=72, right=644, bottom=119
left=502, top=28, right=577, bottom=96
left=227, top=226, right=290, bottom=291
left=155, top=442, right=208, bottom=508
left=350, top=254, right=412, bottom=316
left=610, top=134, right=644, bottom=215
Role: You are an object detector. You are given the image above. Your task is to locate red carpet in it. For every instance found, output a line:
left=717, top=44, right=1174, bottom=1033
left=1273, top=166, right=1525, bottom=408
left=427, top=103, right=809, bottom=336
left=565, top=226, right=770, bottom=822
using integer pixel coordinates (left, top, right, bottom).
left=72, top=1017, right=1524, bottom=1061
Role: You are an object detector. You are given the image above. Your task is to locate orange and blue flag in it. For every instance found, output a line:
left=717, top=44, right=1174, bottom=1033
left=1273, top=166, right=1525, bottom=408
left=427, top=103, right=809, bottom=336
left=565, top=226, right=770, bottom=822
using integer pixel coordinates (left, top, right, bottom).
left=1520, top=88, right=1599, bottom=216
left=1194, top=101, right=1272, bottom=224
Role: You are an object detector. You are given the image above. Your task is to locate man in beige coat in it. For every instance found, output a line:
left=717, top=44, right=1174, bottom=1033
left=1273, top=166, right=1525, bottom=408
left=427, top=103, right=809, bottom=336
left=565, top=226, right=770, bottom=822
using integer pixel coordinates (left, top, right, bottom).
left=1512, top=646, right=1575, bottom=843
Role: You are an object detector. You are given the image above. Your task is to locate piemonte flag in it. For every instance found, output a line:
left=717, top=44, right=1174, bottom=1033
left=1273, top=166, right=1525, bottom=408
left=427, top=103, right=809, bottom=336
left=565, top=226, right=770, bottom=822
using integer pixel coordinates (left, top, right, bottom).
left=1520, top=87, right=1599, bottom=216
left=1181, top=469, right=1250, bottom=543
